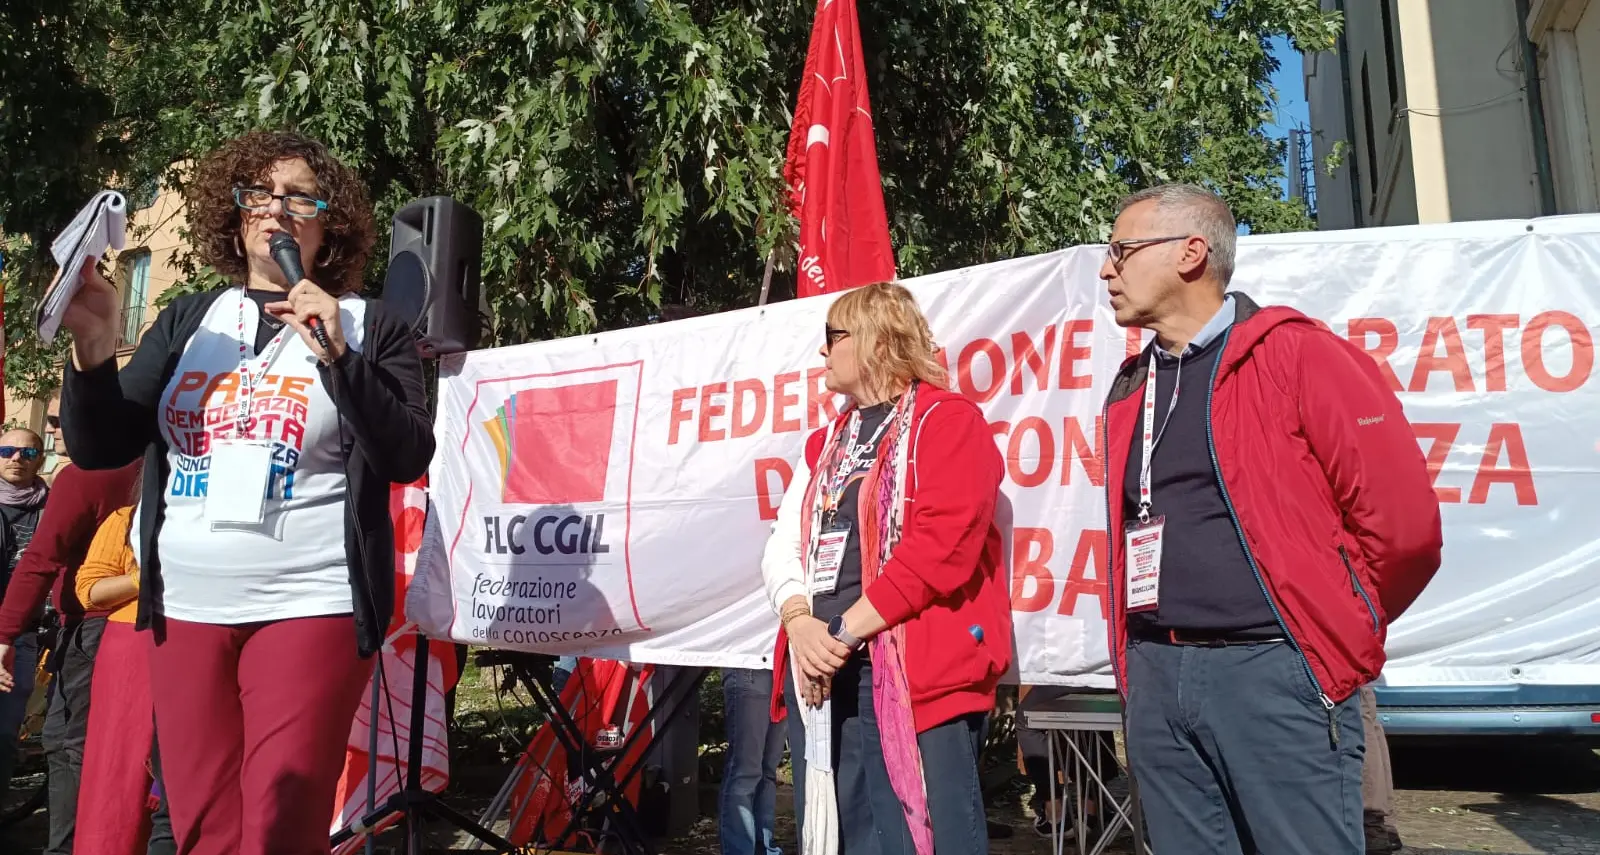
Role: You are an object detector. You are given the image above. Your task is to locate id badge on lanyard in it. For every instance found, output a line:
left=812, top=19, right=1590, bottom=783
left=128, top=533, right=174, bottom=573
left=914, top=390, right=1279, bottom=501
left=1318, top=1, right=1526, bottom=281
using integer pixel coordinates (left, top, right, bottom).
left=205, top=292, right=290, bottom=527
left=809, top=410, right=890, bottom=596
left=812, top=530, right=848, bottom=595
left=1127, top=353, right=1180, bottom=612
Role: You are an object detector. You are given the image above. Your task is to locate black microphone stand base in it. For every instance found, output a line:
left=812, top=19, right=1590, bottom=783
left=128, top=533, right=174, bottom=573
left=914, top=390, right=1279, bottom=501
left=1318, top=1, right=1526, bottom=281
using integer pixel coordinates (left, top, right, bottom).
left=332, top=786, right=519, bottom=854
left=330, top=633, right=520, bottom=855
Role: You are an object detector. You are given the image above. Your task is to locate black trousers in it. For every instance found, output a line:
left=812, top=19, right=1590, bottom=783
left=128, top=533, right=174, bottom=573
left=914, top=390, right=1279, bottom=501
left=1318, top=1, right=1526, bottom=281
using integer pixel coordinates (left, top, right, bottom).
left=42, top=616, right=104, bottom=855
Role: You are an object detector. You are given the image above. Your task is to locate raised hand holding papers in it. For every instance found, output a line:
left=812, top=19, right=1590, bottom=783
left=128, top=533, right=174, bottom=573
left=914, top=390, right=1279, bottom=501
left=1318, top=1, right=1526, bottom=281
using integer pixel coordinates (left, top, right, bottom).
left=37, top=190, right=128, bottom=344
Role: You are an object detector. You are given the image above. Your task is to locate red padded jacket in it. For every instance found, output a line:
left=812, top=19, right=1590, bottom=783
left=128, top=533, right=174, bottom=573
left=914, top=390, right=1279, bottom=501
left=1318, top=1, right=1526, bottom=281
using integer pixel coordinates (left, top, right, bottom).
left=1102, top=294, right=1443, bottom=707
left=769, top=384, right=1012, bottom=732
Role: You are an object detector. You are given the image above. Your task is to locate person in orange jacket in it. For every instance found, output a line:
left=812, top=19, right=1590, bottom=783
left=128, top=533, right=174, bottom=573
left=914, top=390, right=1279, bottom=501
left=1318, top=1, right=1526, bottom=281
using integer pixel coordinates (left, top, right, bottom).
left=74, top=505, right=174, bottom=855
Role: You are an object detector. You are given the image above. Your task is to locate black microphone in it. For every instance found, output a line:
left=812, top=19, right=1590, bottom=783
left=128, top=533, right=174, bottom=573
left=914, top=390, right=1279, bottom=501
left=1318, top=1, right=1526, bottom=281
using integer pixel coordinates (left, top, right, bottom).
left=266, top=231, right=333, bottom=352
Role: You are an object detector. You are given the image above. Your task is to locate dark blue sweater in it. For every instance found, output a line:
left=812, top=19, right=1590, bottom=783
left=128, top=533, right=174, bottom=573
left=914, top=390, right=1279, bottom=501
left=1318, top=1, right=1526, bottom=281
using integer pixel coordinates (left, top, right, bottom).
left=1121, top=335, right=1279, bottom=635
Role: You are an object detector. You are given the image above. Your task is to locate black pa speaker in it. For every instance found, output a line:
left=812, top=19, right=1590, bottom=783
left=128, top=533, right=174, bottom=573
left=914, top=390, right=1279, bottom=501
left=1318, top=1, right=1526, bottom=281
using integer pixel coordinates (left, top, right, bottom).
left=382, top=196, right=483, bottom=356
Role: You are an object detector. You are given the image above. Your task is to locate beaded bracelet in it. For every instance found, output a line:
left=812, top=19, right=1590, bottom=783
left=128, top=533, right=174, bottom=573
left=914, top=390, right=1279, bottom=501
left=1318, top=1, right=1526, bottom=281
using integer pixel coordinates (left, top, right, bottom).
left=781, top=604, right=811, bottom=627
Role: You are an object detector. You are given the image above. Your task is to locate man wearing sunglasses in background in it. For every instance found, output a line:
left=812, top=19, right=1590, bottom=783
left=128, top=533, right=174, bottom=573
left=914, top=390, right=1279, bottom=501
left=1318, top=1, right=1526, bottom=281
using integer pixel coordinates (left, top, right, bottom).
left=0, top=430, right=49, bottom=571
left=0, top=429, right=140, bottom=852
left=0, top=427, right=49, bottom=835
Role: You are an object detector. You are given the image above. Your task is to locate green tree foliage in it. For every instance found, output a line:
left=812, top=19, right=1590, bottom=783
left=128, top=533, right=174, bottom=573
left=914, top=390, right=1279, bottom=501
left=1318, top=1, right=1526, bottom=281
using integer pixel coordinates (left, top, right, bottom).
left=2, top=0, right=1337, bottom=400
left=0, top=0, right=123, bottom=402
left=1, top=236, right=70, bottom=403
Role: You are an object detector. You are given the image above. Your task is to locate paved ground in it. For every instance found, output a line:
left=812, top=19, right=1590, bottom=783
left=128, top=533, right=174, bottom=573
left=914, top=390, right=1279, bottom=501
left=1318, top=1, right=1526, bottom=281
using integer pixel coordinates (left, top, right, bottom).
left=6, top=736, right=1597, bottom=853
left=442, top=737, right=1600, bottom=854
left=659, top=739, right=1600, bottom=855
left=1380, top=739, right=1600, bottom=855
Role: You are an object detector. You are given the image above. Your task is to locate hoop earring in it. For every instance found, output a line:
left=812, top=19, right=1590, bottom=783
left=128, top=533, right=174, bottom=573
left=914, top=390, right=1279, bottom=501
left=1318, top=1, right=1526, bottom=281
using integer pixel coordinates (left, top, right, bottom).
left=232, top=233, right=245, bottom=259
left=314, top=244, right=334, bottom=269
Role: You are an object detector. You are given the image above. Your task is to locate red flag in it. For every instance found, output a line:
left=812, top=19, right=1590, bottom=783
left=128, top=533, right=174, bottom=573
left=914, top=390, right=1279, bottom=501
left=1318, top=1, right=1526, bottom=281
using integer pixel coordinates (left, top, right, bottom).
left=784, top=0, right=896, bottom=298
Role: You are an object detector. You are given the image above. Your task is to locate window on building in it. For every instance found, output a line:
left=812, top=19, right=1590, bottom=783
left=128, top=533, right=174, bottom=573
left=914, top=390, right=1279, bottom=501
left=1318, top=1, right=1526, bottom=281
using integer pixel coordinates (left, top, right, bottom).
left=119, top=251, right=152, bottom=346
left=1361, top=59, right=1378, bottom=197
left=1380, top=0, right=1400, bottom=122
left=128, top=176, right=160, bottom=211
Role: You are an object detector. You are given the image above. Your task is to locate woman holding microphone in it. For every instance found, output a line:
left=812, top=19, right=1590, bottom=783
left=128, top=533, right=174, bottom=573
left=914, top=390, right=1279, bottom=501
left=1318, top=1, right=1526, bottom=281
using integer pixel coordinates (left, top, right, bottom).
left=762, top=282, right=1011, bottom=854
left=58, top=129, right=434, bottom=854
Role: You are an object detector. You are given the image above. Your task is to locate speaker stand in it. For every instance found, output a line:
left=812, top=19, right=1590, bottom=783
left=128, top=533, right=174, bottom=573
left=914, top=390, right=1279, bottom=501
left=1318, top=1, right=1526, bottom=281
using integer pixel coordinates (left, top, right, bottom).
left=330, top=633, right=520, bottom=854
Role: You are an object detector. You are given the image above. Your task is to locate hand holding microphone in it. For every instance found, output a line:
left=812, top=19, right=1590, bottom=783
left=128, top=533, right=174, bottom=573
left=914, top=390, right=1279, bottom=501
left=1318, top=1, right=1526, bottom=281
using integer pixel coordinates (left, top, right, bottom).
left=265, top=232, right=344, bottom=361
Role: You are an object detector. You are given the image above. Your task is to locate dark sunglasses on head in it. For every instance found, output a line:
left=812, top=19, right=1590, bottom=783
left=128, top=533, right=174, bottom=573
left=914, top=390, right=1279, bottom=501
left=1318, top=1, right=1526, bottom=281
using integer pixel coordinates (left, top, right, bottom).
left=824, top=325, right=851, bottom=353
left=0, top=447, right=41, bottom=462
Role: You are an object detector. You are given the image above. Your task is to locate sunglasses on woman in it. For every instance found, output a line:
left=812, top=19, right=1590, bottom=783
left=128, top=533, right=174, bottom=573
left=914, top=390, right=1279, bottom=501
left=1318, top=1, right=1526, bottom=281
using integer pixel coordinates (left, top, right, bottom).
left=0, top=446, right=41, bottom=462
left=233, top=186, right=329, bottom=219
left=824, top=325, right=851, bottom=354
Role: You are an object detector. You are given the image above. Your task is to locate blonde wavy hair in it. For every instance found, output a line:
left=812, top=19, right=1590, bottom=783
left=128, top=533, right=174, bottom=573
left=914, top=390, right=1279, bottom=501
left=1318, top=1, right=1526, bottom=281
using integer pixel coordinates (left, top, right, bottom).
left=826, top=283, right=949, bottom=395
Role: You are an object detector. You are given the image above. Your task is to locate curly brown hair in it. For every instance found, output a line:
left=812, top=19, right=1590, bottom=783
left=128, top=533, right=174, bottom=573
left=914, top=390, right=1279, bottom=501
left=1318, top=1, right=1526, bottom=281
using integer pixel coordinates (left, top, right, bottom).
left=185, top=129, right=376, bottom=295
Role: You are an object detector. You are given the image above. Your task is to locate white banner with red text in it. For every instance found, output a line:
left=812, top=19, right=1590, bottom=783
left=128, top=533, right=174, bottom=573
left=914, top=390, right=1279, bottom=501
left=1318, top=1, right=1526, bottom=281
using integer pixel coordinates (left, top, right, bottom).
left=408, top=215, right=1600, bottom=688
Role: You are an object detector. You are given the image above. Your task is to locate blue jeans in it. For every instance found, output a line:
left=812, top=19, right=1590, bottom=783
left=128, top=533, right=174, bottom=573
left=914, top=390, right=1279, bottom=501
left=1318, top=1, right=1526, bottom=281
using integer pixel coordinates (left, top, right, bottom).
left=719, top=668, right=785, bottom=855
left=1125, top=638, right=1365, bottom=854
left=552, top=655, right=578, bottom=693
left=0, top=631, right=40, bottom=808
left=784, top=655, right=989, bottom=855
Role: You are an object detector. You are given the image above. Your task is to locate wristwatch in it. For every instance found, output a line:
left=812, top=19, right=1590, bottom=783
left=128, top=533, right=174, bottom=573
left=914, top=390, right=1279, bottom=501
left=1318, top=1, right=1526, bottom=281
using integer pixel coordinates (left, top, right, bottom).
left=827, top=615, right=862, bottom=651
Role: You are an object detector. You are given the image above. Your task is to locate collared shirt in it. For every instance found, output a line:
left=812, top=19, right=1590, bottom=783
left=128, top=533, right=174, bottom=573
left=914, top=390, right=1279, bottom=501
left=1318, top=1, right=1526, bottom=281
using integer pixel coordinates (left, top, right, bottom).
left=1153, top=294, right=1235, bottom=363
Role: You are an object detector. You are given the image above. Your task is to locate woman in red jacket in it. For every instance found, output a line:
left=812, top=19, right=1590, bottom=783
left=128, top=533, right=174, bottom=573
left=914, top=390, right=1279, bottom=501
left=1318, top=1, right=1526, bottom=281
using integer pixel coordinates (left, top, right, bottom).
left=761, top=282, right=1010, bottom=855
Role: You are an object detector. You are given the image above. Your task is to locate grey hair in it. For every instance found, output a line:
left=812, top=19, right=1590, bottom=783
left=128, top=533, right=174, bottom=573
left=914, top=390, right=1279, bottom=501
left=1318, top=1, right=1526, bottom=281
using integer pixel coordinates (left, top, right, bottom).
left=1115, top=183, right=1237, bottom=286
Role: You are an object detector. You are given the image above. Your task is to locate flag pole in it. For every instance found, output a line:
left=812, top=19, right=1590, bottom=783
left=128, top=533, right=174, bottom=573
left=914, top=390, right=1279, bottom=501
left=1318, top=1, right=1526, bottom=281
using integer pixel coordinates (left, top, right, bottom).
left=757, top=247, right=776, bottom=306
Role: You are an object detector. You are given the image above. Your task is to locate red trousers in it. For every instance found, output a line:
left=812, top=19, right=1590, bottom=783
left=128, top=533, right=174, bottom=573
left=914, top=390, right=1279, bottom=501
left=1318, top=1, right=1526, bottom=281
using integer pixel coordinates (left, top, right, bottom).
left=148, top=615, right=371, bottom=855
left=76, top=620, right=155, bottom=855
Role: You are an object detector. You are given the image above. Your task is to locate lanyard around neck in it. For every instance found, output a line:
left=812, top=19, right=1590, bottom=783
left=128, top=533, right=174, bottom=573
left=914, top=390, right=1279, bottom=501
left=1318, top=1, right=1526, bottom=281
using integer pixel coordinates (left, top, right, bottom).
left=822, top=407, right=894, bottom=521
left=1137, top=351, right=1183, bottom=524
left=230, top=289, right=291, bottom=440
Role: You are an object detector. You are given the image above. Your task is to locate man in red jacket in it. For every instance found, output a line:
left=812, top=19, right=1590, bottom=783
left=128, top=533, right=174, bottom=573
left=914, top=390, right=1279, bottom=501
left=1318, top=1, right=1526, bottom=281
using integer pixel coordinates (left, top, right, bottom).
left=1098, top=184, right=1442, bottom=854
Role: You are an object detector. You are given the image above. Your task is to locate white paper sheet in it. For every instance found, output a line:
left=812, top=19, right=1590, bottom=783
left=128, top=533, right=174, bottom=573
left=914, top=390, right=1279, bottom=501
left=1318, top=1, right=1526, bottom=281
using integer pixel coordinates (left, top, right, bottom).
left=37, top=190, right=128, bottom=344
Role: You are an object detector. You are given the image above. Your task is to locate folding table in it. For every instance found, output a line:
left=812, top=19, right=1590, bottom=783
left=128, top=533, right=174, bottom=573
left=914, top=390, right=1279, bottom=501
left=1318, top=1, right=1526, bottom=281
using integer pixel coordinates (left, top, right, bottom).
left=1020, top=692, right=1150, bottom=855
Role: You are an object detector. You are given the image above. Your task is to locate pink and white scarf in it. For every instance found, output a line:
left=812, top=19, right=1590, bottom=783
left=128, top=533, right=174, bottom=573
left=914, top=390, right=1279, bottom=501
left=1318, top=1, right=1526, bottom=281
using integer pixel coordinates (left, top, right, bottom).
left=794, top=382, right=932, bottom=855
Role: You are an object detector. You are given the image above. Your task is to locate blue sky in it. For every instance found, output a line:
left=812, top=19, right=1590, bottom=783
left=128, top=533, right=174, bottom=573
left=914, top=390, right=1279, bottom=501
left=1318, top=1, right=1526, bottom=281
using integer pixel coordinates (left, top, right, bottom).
left=1265, top=35, right=1312, bottom=198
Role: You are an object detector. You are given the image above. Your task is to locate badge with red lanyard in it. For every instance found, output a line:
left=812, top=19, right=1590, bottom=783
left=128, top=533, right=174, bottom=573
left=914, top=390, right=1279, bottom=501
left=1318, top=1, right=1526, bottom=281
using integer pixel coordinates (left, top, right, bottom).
left=205, top=290, right=292, bottom=528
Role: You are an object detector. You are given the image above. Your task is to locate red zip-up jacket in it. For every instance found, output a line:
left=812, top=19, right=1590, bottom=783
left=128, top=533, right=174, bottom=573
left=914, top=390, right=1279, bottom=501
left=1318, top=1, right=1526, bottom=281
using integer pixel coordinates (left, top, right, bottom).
left=0, top=462, right=141, bottom=644
left=767, top=384, right=1012, bottom=732
left=1103, top=294, right=1443, bottom=707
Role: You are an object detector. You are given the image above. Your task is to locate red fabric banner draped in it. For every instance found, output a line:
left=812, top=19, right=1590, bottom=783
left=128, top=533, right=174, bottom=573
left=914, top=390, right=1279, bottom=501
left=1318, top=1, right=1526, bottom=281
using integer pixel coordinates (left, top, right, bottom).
left=784, top=0, right=896, bottom=298
left=329, top=477, right=461, bottom=853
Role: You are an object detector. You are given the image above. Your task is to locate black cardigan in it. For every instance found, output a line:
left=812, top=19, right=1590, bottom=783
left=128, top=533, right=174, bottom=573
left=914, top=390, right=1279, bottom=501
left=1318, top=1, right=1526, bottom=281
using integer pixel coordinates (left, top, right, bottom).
left=60, top=287, right=435, bottom=657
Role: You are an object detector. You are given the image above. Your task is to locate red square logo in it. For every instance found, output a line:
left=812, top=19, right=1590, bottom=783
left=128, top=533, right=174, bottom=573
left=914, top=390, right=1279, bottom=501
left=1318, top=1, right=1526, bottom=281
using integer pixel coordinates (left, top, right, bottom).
left=497, top=380, right=618, bottom=504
